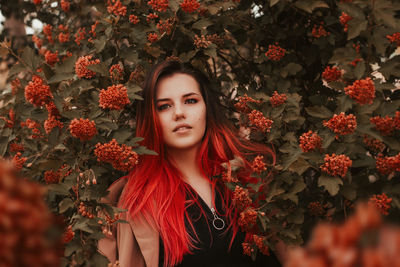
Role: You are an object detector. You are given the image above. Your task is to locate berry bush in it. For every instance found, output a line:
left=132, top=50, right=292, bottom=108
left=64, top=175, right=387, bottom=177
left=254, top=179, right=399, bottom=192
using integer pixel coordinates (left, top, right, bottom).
left=0, top=0, right=400, bottom=265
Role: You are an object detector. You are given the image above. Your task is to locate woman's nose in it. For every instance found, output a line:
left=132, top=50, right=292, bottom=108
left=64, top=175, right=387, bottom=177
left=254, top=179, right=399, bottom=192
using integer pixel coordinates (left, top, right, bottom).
left=173, top=104, right=185, bottom=120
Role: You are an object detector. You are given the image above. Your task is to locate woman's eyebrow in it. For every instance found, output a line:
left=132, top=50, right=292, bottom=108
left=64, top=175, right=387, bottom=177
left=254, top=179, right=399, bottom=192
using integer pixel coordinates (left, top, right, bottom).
left=156, top=92, right=200, bottom=103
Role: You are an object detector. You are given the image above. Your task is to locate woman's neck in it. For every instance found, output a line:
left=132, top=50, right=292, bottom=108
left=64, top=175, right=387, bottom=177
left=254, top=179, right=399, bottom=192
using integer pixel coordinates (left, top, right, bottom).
left=166, top=146, right=203, bottom=182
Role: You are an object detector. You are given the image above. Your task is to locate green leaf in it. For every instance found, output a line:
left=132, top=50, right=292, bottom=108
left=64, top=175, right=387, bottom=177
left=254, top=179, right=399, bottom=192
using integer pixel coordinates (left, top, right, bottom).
left=283, top=63, right=302, bottom=76
left=335, top=95, right=353, bottom=113
left=266, top=182, right=286, bottom=202
left=64, top=241, right=81, bottom=257
left=113, top=129, right=133, bottom=143
left=93, top=35, right=107, bottom=53
left=135, top=146, right=158, bottom=155
left=204, top=46, right=217, bottom=59
left=192, top=19, right=213, bottom=30
left=318, top=175, right=343, bottom=196
left=282, top=149, right=302, bottom=170
left=48, top=72, right=75, bottom=84
left=179, top=50, right=197, bottom=62
left=73, top=219, right=94, bottom=233
left=287, top=209, right=304, bottom=224
left=270, top=0, right=280, bottom=6
left=21, top=46, right=41, bottom=71
left=373, top=0, right=400, bottom=29
left=379, top=57, right=400, bottom=80
left=329, top=47, right=357, bottom=64
left=0, top=136, right=8, bottom=157
left=305, top=106, right=333, bottom=118
left=289, top=158, right=311, bottom=175
left=7, top=63, right=26, bottom=79
left=55, top=54, right=77, bottom=74
left=169, top=0, right=180, bottom=12
left=120, top=47, right=139, bottom=63
left=294, top=0, right=329, bottom=13
left=48, top=183, right=70, bottom=196
left=353, top=60, right=366, bottom=79
left=86, top=63, right=108, bottom=76
left=90, top=252, right=110, bottom=267
left=258, top=213, right=268, bottom=231
left=356, top=98, right=380, bottom=115
left=59, top=198, right=74, bottom=213
left=356, top=125, right=382, bottom=141
left=347, top=19, right=367, bottom=40
left=341, top=183, right=356, bottom=200
left=352, top=156, right=375, bottom=168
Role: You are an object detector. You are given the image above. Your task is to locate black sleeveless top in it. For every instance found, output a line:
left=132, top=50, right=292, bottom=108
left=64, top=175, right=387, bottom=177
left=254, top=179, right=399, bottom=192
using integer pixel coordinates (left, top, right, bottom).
left=158, top=186, right=282, bottom=267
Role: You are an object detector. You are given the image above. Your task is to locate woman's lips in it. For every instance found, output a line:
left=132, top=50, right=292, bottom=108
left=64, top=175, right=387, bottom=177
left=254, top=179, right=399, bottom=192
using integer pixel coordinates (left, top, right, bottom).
left=174, top=126, right=191, bottom=133
left=173, top=124, right=192, bottom=132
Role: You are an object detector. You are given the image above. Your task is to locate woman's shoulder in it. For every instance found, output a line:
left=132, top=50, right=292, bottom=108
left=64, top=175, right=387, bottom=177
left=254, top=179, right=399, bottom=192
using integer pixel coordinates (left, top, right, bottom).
left=101, top=176, right=129, bottom=206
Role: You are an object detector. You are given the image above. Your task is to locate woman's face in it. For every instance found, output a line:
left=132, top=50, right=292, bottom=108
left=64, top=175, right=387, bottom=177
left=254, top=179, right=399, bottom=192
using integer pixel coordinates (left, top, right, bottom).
left=155, top=73, right=207, bottom=153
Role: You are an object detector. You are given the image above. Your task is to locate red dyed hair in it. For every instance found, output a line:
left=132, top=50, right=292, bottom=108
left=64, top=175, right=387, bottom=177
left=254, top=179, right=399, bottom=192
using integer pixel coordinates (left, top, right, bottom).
left=120, top=60, right=275, bottom=267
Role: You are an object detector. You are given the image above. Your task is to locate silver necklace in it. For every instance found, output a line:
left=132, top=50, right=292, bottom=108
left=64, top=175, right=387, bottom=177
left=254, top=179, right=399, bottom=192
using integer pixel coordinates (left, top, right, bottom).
left=210, top=207, right=225, bottom=230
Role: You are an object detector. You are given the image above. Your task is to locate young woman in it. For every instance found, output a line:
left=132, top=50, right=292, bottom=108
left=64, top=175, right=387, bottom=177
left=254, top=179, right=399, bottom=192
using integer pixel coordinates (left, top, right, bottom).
left=98, top=60, right=283, bottom=267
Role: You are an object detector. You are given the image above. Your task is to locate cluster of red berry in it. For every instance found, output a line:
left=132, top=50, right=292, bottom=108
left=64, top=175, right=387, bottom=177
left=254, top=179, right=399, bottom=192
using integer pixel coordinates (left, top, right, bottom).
left=286, top=203, right=400, bottom=267
left=148, top=0, right=169, bottom=12
left=21, top=119, right=43, bottom=139
left=370, top=112, right=400, bottom=136
left=0, top=160, right=61, bottom=266
left=320, top=153, right=352, bottom=178
left=375, top=153, right=400, bottom=175
left=75, top=27, right=86, bottom=46
left=180, top=0, right=200, bottom=13
left=339, top=12, right=353, bottom=32
left=147, top=32, right=159, bottom=43
left=238, top=207, right=258, bottom=231
left=24, top=75, right=53, bottom=107
left=233, top=185, right=252, bottom=211
left=43, top=165, right=72, bottom=184
left=369, top=193, right=392, bottom=215
left=253, top=234, right=270, bottom=255
left=94, top=139, right=139, bottom=172
left=107, top=0, right=127, bottom=17
left=99, top=84, right=131, bottom=110
left=129, top=15, right=140, bottom=24
left=323, top=112, right=357, bottom=138
left=322, top=66, right=342, bottom=82
left=248, top=110, right=273, bottom=133
left=234, top=94, right=261, bottom=114
left=312, top=24, right=330, bottom=38
left=44, top=50, right=59, bottom=66
left=299, top=130, right=322, bottom=153
left=270, top=91, right=287, bottom=107
left=157, top=18, right=175, bottom=35
left=60, top=0, right=70, bottom=12
left=363, top=135, right=386, bottom=153
left=44, top=115, right=64, bottom=134
left=251, top=155, right=267, bottom=173
left=75, top=55, right=100, bottom=79
left=265, top=43, right=286, bottom=61
left=109, top=64, right=124, bottom=81
left=344, top=77, right=375, bottom=105
left=69, top=118, right=97, bottom=141
left=43, top=24, right=54, bottom=43
left=12, top=152, right=27, bottom=171
left=194, top=34, right=212, bottom=49
left=386, top=32, right=400, bottom=46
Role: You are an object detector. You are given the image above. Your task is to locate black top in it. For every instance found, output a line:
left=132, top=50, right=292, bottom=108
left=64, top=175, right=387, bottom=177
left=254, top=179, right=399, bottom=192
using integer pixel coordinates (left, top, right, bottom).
left=158, top=186, right=282, bottom=267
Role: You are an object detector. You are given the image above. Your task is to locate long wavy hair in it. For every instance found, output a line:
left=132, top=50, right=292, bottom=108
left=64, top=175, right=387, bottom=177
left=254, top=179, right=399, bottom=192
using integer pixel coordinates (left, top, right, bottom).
left=121, top=60, right=275, bottom=267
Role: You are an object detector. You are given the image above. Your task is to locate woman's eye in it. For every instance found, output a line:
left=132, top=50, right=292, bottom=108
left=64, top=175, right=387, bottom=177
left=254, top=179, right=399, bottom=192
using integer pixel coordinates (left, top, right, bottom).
left=157, top=104, right=170, bottom=111
left=185, top=98, right=198, bottom=104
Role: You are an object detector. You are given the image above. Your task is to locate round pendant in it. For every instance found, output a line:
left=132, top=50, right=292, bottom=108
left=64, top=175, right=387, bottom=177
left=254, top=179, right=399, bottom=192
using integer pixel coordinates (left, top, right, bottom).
left=213, top=217, right=225, bottom=230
